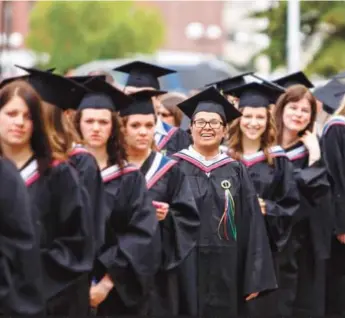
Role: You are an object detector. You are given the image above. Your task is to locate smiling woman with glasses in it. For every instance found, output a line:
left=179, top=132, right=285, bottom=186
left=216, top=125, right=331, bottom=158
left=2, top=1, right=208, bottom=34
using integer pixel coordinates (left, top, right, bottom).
left=172, top=87, right=277, bottom=318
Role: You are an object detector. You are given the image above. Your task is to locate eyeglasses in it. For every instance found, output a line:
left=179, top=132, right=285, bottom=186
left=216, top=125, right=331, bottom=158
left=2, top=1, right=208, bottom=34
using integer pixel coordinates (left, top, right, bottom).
left=193, top=119, right=224, bottom=129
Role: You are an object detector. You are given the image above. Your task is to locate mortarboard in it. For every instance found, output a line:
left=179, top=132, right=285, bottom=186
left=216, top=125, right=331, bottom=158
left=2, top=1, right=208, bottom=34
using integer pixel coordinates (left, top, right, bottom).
left=273, top=71, right=314, bottom=88
left=313, top=79, right=345, bottom=114
left=12, top=65, right=89, bottom=111
left=114, top=61, right=176, bottom=90
left=69, top=75, right=106, bottom=85
left=78, top=78, right=133, bottom=112
left=177, top=86, right=241, bottom=123
left=205, top=71, right=254, bottom=93
left=228, top=82, right=285, bottom=108
left=119, top=89, right=167, bottom=117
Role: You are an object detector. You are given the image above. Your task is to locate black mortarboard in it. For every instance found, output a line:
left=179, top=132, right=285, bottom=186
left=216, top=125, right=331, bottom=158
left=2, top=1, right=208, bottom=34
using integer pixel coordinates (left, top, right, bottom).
left=13, top=65, right=89, bottom=110
left=313, top=79, right=345, bottom=114
left=69, top=75, right=106, bottom=85
left=273, top=71, right=314, bottom=88
left=119, top=89, right=167, bottom=117
left=177, top=87, right=241, bottom=123
left=114, top=61, right=176, bottom=90
left=205, top=71, right=254, bottom=92
left=228, top=82, right=285, bottom=108
left=78, top=78, right=133, bottom=111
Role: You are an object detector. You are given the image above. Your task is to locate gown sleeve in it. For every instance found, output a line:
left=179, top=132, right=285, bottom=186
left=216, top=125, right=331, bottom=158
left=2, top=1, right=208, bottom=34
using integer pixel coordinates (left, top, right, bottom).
left=98, top=171, right=158, bottom=307
left=263, top=156, right=300, bottom=252
left=237, top=163, right=277, bottom=297
left=0, top=159, right=44, bottom=316
left=41, top=162, right=94, bottom=298
left=322, top=125, right=345, bottom=234
left=71, top=153, right=106, bottom=254
left=160, top=164, right=200, bottom=270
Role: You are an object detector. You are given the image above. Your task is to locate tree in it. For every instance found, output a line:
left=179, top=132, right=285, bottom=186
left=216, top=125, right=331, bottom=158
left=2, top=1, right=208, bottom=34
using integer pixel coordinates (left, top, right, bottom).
left=251, top=1, right=345, bottom=77
left=26, top=1, right=165, bottom=74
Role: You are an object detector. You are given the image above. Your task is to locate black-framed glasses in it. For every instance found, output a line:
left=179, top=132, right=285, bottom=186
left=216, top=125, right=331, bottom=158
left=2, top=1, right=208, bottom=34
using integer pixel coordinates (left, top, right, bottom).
left=193, top=119, right=224, bottom=129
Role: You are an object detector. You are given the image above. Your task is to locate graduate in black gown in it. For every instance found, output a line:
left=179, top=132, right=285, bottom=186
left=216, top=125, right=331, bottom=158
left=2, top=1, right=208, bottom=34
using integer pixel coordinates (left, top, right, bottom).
left=74, top=78, right=159, bottom=315
left=41, top=74, right=108, bottom=256
left=114, top=61, right=192, bottom=155
left=173, top=87, right=277, bottom=318
left=119, top=89, right=200, bottom=316
left=0, top=158, right=44, bottom=316
left=274, top=83, right=333, bottom=316
left=226, top=82, right=300, bottom=316
left=0, top=77, right=94, bottom=316
left=320, top=94, right=345, bottom=315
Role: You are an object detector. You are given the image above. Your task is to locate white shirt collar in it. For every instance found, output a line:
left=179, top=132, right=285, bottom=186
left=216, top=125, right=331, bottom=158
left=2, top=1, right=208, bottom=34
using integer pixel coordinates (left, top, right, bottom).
left=188, top=145, right=224, bottom=164
left=155, top=118, right=168, bottom=136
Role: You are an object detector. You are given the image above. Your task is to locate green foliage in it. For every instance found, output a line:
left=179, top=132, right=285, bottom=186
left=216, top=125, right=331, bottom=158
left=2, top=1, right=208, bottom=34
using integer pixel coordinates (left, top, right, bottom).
left=252, top=0, right=345, bottom=76
left=26, top=1, right=165, bottom=74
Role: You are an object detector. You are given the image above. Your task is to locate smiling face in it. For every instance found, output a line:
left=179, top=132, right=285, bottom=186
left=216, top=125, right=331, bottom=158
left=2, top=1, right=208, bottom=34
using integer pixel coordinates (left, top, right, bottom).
left=0, top=96, right=33, bottom=149
left=123, top=114, right=156, bottom=152
left=282, top=97, right=312, bottom=133
left=240, top=106, right=267, bottom=141
left=79, top=108, right=112, bottom=149
left=191, top=111, right=226, bottom=150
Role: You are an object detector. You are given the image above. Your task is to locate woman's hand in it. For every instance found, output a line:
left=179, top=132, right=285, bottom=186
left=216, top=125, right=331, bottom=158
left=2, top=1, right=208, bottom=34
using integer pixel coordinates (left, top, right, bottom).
left=89, top=275, right=114, bottom=308
left=153, top=200, right=169, bottom=221
left=300, top=130, right=321, bottom=166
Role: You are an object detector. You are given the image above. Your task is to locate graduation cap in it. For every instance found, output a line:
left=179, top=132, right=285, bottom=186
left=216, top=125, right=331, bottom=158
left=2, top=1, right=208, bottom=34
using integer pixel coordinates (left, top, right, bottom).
left=313, top=79, right=345, bottom=114
left=69, top=75, right=107, bottom=85
left=273, top=71, right=314, bottom=88
left=114, top=61, right=176, bottom=90
left=177, top=87, right=241, bottom=123
left=12, top=65, right=89, bottom=111
left=119, top=89, right=167, bottom=117
left=78, top=77, right=133, bottom=112
left=228, top=82, right=285, bottom=108
left=205, top=71, right=254, bottom=93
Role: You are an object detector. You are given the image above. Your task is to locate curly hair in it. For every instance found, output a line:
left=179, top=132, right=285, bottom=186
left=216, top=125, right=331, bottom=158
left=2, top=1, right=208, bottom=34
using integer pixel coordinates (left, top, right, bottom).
left=0, top=80, right=53, bottom=175
left=274, top=84, right=317, bottom=144
left=74, top=109, right=127, bottom=168
left=227, top=105, right=277, bottom=165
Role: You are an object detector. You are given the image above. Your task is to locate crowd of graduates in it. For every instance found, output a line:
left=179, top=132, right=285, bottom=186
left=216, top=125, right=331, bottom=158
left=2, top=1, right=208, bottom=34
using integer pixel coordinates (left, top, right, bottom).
left=0, top=61, right=345, bottom=317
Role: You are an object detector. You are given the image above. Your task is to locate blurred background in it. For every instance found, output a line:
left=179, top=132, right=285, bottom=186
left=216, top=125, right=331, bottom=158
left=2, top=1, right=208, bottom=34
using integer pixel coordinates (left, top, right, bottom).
left=0, top=0, right=344, bottom=94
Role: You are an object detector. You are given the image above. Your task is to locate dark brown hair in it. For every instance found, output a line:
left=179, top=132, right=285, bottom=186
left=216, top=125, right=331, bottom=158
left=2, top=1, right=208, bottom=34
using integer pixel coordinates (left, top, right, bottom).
left=274, top=84, right=317, bottom=144
left=0, top=80, right=54, bottom=175
left=75, top=109, right=127, bottom=168
left=227, top=106, right=277, bottom=165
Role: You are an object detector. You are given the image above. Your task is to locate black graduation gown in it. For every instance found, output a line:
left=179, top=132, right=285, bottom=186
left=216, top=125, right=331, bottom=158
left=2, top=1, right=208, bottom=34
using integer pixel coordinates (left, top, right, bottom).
left=281, top=141, right=332, bottom=316
left=0, top=159, right=44, bottom=317
left=173, top=148, right=277, bottom=318
left=239, top=146, right=300, bottom=317
left=155, top=119, right=192, bottom=156
left=20, top=157, right=94, bottom=316
left=320, top=116, right=345, bottom=315
left=140, top=151, right=199, bottom=316
left=94, top=163, right=158, bottom=315
left=68, top=145, right=106, bottom=254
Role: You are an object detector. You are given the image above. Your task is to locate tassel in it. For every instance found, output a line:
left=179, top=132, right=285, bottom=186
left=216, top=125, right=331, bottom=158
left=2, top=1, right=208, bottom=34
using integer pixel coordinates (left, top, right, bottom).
left=218, top=184, right=236, bottom=241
